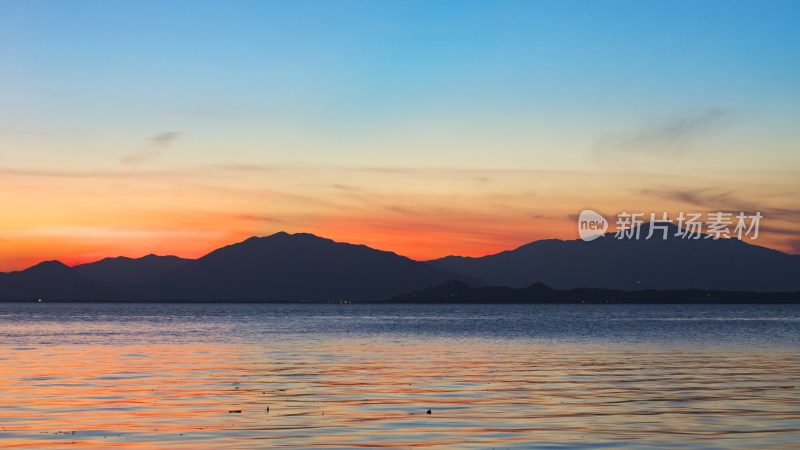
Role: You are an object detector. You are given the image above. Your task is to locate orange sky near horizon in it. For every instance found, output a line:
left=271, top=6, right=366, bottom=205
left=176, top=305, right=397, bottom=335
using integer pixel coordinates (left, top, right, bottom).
left=1, top=164, right=797, bottom=272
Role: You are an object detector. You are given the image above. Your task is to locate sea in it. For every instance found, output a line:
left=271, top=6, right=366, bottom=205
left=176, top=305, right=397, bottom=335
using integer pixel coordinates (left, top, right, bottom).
left=0, top=302, right=798, bottom=449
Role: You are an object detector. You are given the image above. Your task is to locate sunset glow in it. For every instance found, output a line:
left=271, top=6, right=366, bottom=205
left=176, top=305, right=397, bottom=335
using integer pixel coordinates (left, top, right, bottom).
left=1, top=1, right=798, bottom=271
left=3, top=3, right=799, bottom=449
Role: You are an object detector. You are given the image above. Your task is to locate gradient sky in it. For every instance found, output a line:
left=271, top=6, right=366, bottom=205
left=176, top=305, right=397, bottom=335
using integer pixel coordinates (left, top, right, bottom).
left=1, top=0, right=799, bottom=271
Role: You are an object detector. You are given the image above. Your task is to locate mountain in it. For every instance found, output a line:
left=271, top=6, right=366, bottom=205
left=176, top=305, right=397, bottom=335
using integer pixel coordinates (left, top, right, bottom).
left=74, top=254, right=190, bottom=284
left=391, top=281, right=800, bottom=304
left=0, top=232, right=479, bottom=301
left=0, top=260, right=113, bottom=300
left=3, top=226, right=798, bottom=301
left=144, top=232, right=481, bottom=301
left=427, top=222, right=800, bottom=292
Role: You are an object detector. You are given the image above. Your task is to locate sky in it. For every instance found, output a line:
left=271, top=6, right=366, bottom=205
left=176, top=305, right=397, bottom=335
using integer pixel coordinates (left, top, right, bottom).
left=1, top=0, right=799, bottom=271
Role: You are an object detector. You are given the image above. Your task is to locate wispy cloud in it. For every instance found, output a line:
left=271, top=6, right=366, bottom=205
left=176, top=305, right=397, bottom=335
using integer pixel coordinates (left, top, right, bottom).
left=332, top=183, right=361, bottom=192
left=0, top=167, right=169, bottom=179
left=641, top=187, right=800, bottom=223
left=595, top=108, right=732, bottom=158
left=758, top=224, right=800, bottom=237
left=121, top=131, right=184, bottom=166
left=530, top=213, right=561, bottom=220
left=149, top=131, right=183, bottom=147
left=642, top=187, right=741, bottom=209
left=203, top=162, right=598, bottom=180
left=234, top=214, right=282, bottom=223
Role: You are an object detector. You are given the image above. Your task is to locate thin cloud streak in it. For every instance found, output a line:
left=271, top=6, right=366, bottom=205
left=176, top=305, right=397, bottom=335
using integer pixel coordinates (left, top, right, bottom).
left=640, top=187, right=800, bottom=223
left=0, top=166, right=174, bottom=179
left=234, top=214, right=282, bottom=223
left=595, top=108, right=732, bottom=158
left=149, top=131, right=184, bottom=147
left=121, top=131, right=184, bottom=166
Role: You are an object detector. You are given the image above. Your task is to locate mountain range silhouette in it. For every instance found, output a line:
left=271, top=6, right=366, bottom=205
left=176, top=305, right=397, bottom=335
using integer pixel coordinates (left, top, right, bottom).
left=0, top=232, right=477, bottom=301
left=0, top=224, right=798, bottom=301
left=428, top=222, right=800, bottom=292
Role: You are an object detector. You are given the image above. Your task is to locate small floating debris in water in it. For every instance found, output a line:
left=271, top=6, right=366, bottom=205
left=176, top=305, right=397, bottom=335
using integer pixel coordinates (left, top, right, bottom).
left=426, top=409, right=431, bottom=414
left=228, top=410, right=242, bottom=413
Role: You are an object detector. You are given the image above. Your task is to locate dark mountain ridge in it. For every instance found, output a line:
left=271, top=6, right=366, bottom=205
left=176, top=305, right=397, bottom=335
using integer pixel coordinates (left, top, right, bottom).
left=74, top=254, right=190, bottom=284
left=0, top=232, right=478, bottom=301
left=147, top=232, right=480, bottom=301
left=0, top=260, right=115, bottom=300
left=427, top=222, right=800, bottom=292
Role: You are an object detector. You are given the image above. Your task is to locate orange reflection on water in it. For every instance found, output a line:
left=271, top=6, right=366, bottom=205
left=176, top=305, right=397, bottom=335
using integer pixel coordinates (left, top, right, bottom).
left=1, top=337, right=799, bottom=448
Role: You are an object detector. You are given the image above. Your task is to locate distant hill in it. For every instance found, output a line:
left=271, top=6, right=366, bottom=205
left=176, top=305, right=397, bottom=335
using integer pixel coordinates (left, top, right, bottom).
left=427, top=222, right=800, bottom=292
left=146, top=232, right=480, bottom=301
left=1, top=233, right=479, bottom=301
left=391, top=280, right=800, bottom=304
left=0, top=261, right=114, bottom=300
left=74, top=254, right=190, bottom=284
left=1, top=233, right=481, bottom=301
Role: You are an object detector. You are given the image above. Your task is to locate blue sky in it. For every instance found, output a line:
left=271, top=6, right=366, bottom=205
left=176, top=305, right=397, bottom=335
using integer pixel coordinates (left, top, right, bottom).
left=3, top=0, right=797, bottom=166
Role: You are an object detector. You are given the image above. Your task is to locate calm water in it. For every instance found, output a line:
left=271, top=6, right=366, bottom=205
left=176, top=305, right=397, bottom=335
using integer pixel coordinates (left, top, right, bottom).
left=1, top=303, right=799, bottom=449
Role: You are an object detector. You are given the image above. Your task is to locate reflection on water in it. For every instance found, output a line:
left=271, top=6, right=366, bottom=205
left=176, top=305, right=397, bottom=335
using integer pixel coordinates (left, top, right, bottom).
left=0, top=303, right=798, bottom=448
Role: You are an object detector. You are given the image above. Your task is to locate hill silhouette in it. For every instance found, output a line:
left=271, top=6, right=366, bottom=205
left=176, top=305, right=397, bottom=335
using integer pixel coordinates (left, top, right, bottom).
left=427, top=222, right=800, bottom=292
left=74, top=254, right=190, bottom=284
left=0, top=260, right=115, bottom=300
left=146, top=232, right=480, bottom=301
left=0, top=232, right=479, bottom=301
